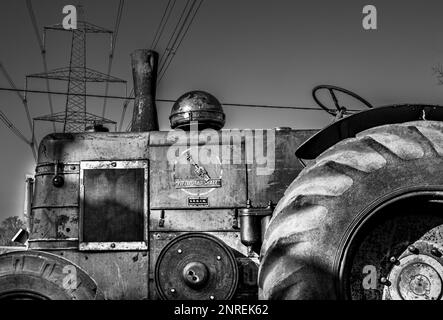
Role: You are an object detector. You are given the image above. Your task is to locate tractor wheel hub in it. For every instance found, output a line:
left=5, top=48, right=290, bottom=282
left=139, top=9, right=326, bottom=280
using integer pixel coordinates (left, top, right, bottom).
left=384, top=246, right=443, bottom=300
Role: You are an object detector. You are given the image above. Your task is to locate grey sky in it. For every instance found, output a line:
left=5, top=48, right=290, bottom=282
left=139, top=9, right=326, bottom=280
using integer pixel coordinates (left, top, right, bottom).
left=1, top=0, right=443, bottom=220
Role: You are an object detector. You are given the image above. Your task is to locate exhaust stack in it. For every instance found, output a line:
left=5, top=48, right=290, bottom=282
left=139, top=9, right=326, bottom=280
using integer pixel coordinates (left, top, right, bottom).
left=130, top=49, right=159, bottom=132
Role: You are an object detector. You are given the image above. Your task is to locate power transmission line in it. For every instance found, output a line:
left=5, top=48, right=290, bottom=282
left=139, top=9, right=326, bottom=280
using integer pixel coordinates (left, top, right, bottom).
left=151, top=0, right=177, bottom=51
left=0, top=63, right=38, bottom=155
left=158, top=0, right=204, bottom=83
left=102, top=0, right=125, bottom=118
left=0, top=110, right=30, bottom=144
left=0, top=86, right=363, bottom=112
left=25, top=0, right=56, bottom=132
left=158, top=0, right=193, bottom=71
left=0, top=108, right=36, bottom=160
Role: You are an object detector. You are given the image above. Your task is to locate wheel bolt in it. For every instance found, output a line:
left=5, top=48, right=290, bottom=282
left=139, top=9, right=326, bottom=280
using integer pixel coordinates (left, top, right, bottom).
left=380, top=277, right=391, bottom=286
left=431, top=248, right=442, bottom=257
left=408, top=245, right=419, bottom=254
left=216, top=256, right=221, bottom=261
left=170, top=288, right=176, bottom=294
left=177, top=249, right=182, bottom=254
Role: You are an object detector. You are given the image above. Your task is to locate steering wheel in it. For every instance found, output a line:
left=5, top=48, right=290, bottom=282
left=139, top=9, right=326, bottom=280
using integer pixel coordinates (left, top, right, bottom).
left=312, top=85, right=374, bottom=116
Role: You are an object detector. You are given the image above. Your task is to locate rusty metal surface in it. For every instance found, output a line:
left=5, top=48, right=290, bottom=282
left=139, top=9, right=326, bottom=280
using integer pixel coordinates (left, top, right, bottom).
left=130, top=49, right=159, bottom=132
left=37, top=132, right=150, bottom=163
left=33, top=173, right=79, bottom=208
left=23, top=177, right=34, bottom=232
left=248, top=129, right=316, bottom=207
left=58, top=250, right=148, bottom=300
left=32, top=162, right=79, bottom=241
left=26, top=127, right=313, bottom=299
left=28, top=239, right=78, bottom=250
left=170, top=91, right=226, bottom=130
left=30, top=207, right=78, bottom=240
left=154, top=233, right=238, bottom=300
left=149, top=130, right=247, bottom=209
left=150, top=209, right=236, bottom=231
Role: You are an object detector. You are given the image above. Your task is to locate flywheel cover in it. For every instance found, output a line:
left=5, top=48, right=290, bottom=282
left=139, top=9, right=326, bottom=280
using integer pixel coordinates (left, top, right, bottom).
left=154, top=233, right=238, bottom=300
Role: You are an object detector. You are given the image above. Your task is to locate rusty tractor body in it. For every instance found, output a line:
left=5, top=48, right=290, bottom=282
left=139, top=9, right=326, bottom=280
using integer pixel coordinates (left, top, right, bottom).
left=3, top=49, right=443, bottom=300
left=0, top=127, right=314, bottom=300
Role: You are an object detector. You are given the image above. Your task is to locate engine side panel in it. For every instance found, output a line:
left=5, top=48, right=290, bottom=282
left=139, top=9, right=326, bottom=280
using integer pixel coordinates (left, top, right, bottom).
left=26, top=128, right=315, bottom=300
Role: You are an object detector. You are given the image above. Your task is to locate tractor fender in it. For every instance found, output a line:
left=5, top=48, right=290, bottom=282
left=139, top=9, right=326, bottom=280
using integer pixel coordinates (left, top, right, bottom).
left=296, top=104, right=443, bottom=160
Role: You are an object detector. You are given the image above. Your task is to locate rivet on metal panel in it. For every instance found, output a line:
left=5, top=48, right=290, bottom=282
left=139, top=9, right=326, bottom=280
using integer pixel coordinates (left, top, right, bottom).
left=111, top=162, right=117, bottom=167
left=209, top=295, right=215, bottom=300
left=111, top=243, right=116, bottom=248
left=216, top=256, right=221, bottom=261
left=177, top=249, right=183, bottom=254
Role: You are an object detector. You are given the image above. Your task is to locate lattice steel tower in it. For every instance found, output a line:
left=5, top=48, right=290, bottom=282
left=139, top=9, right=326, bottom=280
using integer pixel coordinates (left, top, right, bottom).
left=28, top=6, right=125, bottom=132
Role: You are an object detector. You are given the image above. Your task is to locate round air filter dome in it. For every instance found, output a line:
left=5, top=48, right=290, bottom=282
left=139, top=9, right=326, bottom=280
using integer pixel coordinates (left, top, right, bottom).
left=170, top=91, right=225, bottom=130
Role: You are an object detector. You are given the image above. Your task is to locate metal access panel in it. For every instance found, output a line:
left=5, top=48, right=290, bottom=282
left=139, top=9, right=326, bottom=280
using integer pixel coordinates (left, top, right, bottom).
left=79, top=160, right=148, bottom=251
left=149, top=131, right=247, bottom=209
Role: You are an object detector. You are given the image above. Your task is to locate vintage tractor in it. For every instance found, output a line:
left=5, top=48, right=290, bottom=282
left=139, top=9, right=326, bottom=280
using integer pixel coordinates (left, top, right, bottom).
left=1, top=49, right=443, bottom=300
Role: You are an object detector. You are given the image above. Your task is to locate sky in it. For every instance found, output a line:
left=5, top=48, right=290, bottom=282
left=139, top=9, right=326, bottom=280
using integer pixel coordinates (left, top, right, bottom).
left=1, top=0, right=443, bottom=221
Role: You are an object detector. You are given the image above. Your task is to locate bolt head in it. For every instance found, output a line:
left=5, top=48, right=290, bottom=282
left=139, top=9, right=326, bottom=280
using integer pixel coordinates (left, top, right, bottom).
left=216, top=255, right=221, bottom=260
left=389, top=256, right=397, bottom=263
left=408, top=245, right=419, bottom=254
left=431, top=248, right=442, bottom=257
left=170, top=288, right=176, bottom=293
left=209, top=295, right=215, bottom=300
left=380, top=277, right=391, bottom=286
left=52, top=175, right=64, bottom=188
left=177, top=249, right=183, bottom=254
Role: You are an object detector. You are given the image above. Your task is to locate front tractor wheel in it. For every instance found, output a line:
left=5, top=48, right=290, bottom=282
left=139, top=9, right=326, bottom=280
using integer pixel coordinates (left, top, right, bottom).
left=259, top=120, right=443, bottom=300
left=0, top=251, right=102, bottom=300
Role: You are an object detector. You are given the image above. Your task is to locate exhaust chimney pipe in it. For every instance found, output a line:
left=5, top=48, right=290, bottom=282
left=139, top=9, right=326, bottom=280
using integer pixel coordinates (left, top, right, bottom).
left=130, top=49, right=159, bottom=132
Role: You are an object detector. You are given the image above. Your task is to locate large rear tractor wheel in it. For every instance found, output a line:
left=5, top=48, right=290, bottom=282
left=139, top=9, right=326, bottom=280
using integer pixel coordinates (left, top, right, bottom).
left=0, top=250, right=102, bottom=300
left=259, top=120, right=443, bottom=300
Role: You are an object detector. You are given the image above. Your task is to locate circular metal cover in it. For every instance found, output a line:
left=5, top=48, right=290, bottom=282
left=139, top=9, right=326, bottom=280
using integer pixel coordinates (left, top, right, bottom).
left=341, top=195, right=443, bottom=300
left=384, top=254, right=443, bottom=300
left=170, top=91, right=225, bottom=130
left=155, top=233, right=238, bottom=300
left=382, top=225, right=443, bottom=300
